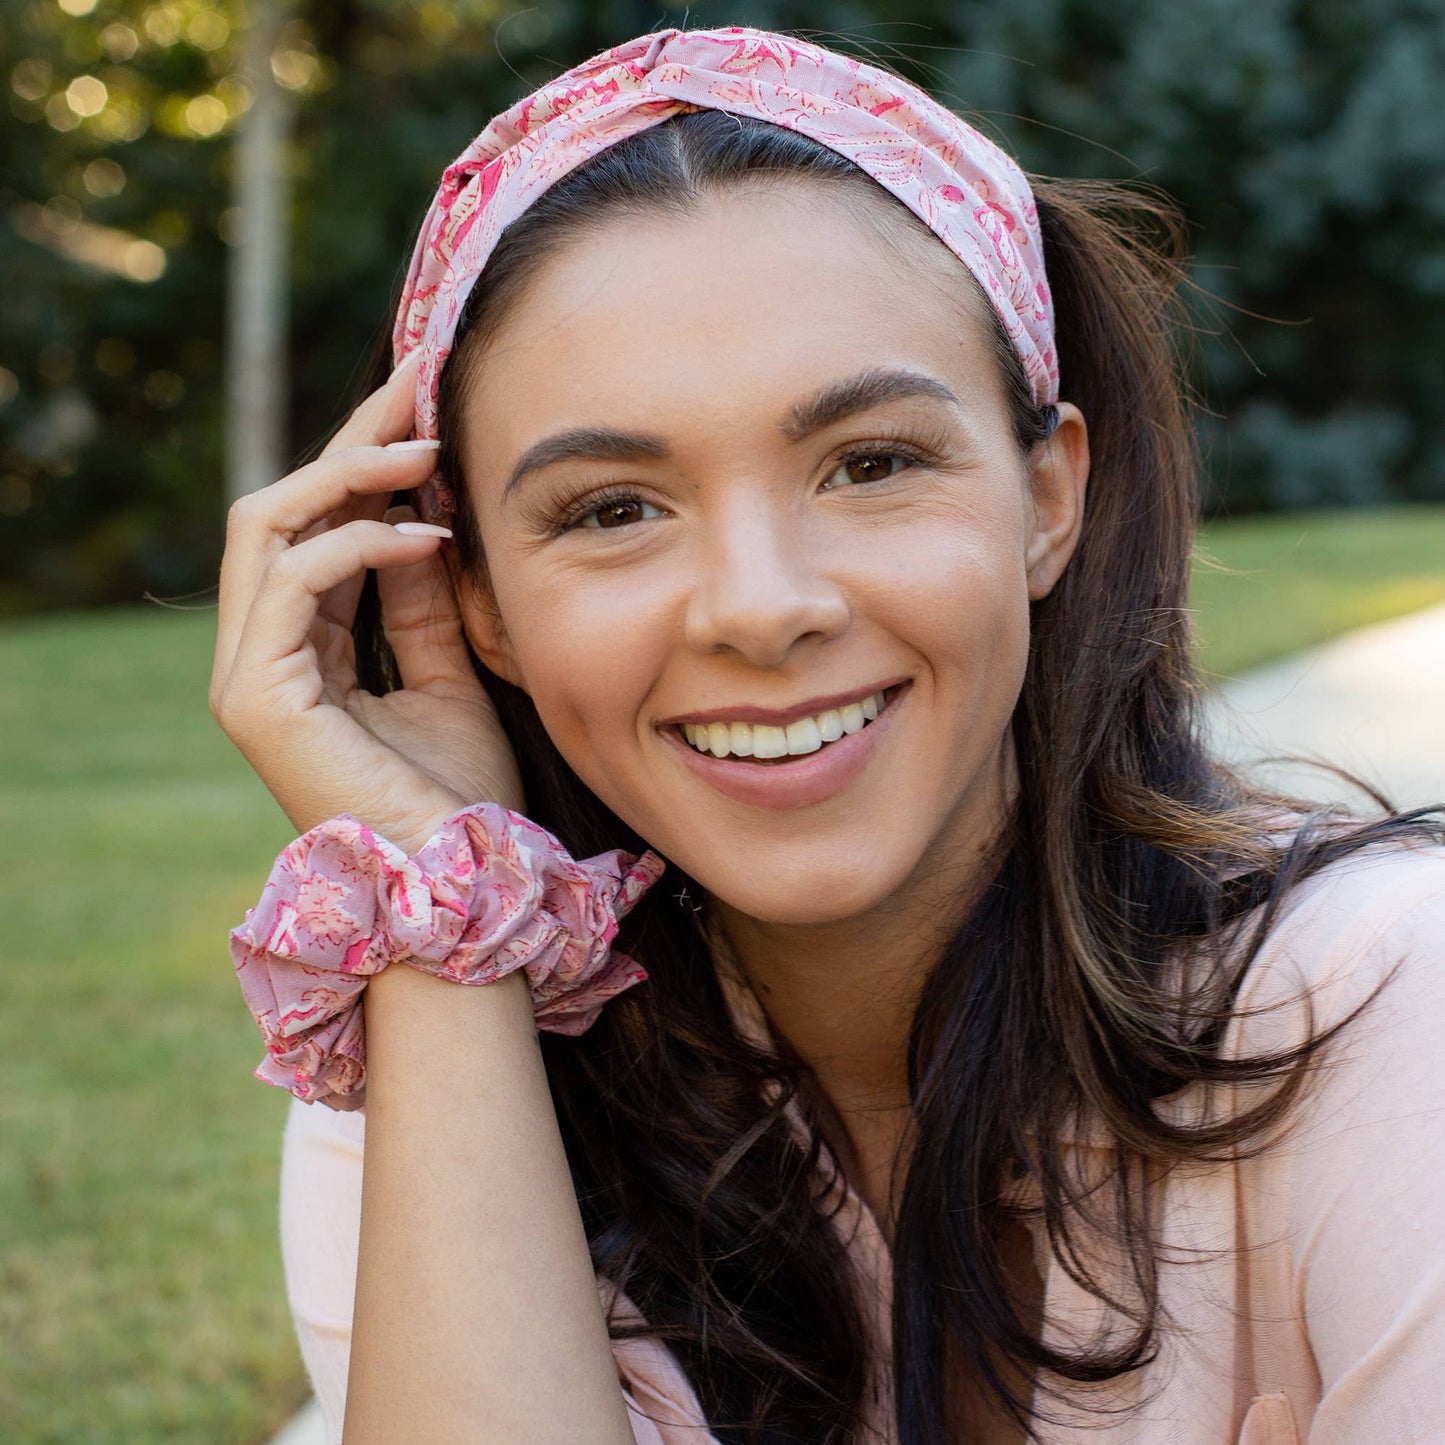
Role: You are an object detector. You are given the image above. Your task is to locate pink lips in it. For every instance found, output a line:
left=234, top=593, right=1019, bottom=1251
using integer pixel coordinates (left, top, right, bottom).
left=659, top=676, right=909, bottom=730
left=661, top=684, right=908, bottom=811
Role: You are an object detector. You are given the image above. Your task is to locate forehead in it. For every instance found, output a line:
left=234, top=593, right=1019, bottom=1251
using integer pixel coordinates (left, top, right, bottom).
left=460, top=183, right=1005, bottom=451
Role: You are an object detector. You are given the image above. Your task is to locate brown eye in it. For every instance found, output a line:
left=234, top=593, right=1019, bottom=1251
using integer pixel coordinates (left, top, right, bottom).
left=577, top=496, right=663, bottom=530
left=822, top=450, right=911, bottom=490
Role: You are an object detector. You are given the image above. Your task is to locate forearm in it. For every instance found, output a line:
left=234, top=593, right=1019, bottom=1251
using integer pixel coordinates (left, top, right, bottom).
left=342, top=963, right=636, bottom=1445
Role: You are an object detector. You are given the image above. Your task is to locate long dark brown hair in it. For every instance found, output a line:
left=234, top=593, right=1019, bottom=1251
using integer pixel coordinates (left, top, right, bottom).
left=349, top=104, right=1444, bottom=1442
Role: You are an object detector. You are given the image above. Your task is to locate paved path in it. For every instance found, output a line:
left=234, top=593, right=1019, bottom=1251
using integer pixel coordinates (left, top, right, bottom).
left=1204, top=600, right=1445, bottom=811
left=267, top=602, right=1444, bottom=1445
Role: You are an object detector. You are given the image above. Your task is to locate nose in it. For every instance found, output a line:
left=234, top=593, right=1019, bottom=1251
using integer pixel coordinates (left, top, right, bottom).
left=682, top=497, right=850, bottom=666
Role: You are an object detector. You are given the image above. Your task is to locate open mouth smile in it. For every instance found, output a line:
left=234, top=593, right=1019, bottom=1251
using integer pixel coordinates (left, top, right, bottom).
left=660, top=683, right=909, bottom=810
left=679, top=689, right=888, bottom=763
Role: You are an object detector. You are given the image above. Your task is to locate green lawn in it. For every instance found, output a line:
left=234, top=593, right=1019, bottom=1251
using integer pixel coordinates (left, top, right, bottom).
left=0, top=608, right=308, bottom=1444
left=1191, top=504, right=1445, bottom=680
left=1, top=503, right=1442, bottom=1442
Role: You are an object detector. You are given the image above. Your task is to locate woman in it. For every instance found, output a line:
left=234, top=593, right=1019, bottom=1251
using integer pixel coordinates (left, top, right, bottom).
left=214, top=26, right=1445, bottom=1445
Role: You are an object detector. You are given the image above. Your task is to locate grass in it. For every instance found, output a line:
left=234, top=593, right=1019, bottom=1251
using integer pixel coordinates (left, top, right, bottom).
left=1191, top=504, right=1445, bottom=680
left=0, top=608, right=310, bottom=1444
left=1, top=502, right=1442, bottom=1441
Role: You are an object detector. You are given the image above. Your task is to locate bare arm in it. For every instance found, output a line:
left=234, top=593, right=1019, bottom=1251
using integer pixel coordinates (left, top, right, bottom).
left=342, top=956, right=636, bottom=1444
left=210, top=358, right=634, bottom=1441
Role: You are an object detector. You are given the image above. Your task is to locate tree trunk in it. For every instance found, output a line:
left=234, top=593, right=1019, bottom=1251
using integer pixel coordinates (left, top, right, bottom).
left=225, top=0, right=295, bottom=507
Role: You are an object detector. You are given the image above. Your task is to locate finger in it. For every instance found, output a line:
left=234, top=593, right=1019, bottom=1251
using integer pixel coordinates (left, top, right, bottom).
left=214, top=444, right=440, bottom=702
left=293, top=451, right=412, bottom=549
left=304, top=464, right=436, bottom=647
left=302, top=351, right=429, bottom=547
left=221, top=518, right=453, bottom=722
left=376, top=507, right=478, bottom=694
left=321, top=349, right=424, bottom=459
left=302, top=351, right=433, bottom=579
left=308, top=481, right=409, bottom=642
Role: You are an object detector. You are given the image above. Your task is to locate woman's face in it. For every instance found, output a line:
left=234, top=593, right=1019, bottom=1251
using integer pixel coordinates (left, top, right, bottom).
left=452, top=183, right=1088, bottom=927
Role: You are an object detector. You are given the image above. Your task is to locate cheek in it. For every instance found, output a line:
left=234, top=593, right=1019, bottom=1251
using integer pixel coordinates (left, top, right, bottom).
left=859, top=495, right=1034, bottom=690
left=496, top=565, right=672, bottom=800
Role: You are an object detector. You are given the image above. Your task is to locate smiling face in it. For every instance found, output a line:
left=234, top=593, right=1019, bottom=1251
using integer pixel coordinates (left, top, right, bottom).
left=449, top=181, right=1088, bottom=928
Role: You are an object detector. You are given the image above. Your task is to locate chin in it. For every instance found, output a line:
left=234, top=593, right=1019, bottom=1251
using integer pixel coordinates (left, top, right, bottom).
left=689, top=854, right=917, bottom=929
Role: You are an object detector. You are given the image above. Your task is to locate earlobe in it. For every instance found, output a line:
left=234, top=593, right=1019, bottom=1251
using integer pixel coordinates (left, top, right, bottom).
left=1025, top=401, right=1090, bottom=601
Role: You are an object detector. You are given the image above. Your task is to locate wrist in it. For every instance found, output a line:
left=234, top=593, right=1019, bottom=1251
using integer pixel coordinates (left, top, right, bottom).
left=368, top=955, right=530, bottom=1006
left=392, top=790, right=531, bottom=856
left=391, top=812, right=465, bottom=858
left=382, top=794, right=484, bottom=857
left=230, top=802, right=665, bottom=1109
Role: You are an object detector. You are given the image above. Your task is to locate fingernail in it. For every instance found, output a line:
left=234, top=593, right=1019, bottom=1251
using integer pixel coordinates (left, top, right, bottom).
left=391, top=350, right=424, bottom=376
left=386, top=438, right=441, bottom=452
left=394, top=521, right=452, bottom=538
left=383, top=504, right=416, bottom=525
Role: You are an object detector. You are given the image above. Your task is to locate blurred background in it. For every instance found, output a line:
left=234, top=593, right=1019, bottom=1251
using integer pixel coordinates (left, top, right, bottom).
left=2, top=0, right=1443, bottom=1440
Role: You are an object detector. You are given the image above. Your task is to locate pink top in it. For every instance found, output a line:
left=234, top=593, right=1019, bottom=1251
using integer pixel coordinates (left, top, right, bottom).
left=278, top=840, right=1445, bottom=1444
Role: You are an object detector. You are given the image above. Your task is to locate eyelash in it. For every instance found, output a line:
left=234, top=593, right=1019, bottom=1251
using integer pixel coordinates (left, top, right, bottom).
left=545, top=438, right=945, bottom=536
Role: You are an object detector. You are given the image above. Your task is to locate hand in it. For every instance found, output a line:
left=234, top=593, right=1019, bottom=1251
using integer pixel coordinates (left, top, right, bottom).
left=210, top=351, right=525, bottom=856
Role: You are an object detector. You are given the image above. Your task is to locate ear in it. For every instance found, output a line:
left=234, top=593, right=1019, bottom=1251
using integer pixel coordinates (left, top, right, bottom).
left=447, top=554, right=529, bottom=692
left=1024, top=401, right=1090, bottom=601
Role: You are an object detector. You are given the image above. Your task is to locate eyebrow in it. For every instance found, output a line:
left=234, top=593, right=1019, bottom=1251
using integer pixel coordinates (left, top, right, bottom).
left=501, top=366, right=963, bottom=501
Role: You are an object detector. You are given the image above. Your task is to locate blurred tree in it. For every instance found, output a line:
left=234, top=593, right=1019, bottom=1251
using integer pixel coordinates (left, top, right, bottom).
left=1, top=0, right=1442, bottom=614
left=2, top=0, right=242, bottom=611
left=225, top=0, right=293, bottom=505
left=912, top=0, right=1445, bottom=510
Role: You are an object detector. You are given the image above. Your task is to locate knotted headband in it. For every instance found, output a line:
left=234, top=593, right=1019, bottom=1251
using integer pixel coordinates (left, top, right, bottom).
left=393, top=24, right=1058, bottom=528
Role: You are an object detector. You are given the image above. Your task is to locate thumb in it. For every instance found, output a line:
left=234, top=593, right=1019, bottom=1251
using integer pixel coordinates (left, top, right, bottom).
left=376, top=505, right=477, bottom=693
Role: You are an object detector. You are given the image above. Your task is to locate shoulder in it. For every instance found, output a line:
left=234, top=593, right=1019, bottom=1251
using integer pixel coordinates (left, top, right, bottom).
left=1253, top=832, right=1445, bottom=944
left=1220, top=833, right=1445, bottom=1073
left=1213, top=839, right=1445, bottom=1410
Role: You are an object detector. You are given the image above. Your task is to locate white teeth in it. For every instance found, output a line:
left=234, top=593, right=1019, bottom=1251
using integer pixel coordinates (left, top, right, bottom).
left=784, top=717, right=822, bottom=755
left=751, top=723, right=788, bottom=759
left=679, top=689, right=891, bottom=760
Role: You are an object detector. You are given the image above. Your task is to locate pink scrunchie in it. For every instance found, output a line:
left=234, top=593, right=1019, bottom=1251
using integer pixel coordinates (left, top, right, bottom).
left=394, top=24, right=1058, bottom=529
left=229, top=803, right=666, bottom=1110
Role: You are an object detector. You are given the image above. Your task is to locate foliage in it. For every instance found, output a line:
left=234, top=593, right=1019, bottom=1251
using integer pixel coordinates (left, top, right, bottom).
left=2, top=0, right=1443, bottom=615
left=917, top=0, right=1445, bottom=513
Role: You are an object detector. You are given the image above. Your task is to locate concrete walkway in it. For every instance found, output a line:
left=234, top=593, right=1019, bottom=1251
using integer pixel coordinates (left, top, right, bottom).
left=266, top=602, right=1445, bottom=1445
left=1204, top=600, right=1445, bottom=811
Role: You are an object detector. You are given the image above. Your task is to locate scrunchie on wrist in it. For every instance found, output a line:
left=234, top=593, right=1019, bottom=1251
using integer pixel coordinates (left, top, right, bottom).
left=228, top=802, right=666, bottom=1110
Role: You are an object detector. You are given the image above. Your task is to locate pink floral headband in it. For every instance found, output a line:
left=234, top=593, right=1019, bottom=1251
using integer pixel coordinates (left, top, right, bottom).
left=393, top=24, right=1058, bottom=528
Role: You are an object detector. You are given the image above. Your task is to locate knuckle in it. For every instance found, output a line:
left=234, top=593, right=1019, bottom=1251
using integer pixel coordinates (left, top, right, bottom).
left=267, top=546, right=303, bottom=583
left=332, top=442, right=377, bottom=468
left=226, top=492, right=256, bottom=536
left=213, top=679, right=264, bottom=736
left=209, top=679, right=237, bottom=727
